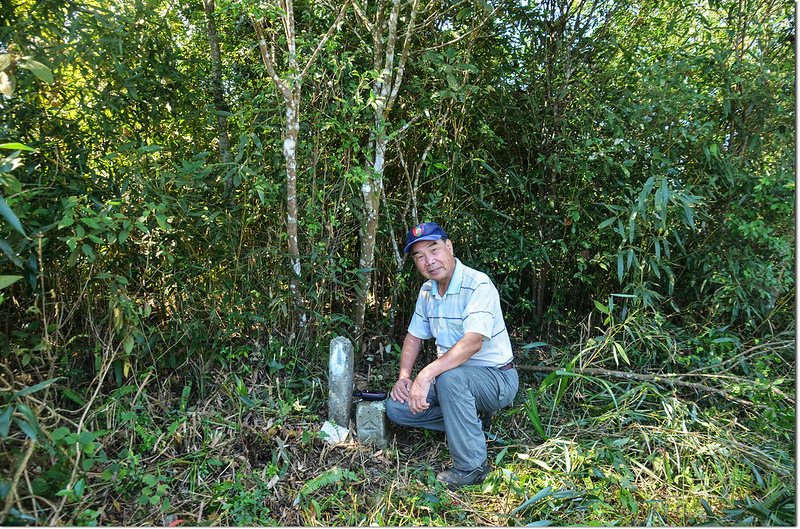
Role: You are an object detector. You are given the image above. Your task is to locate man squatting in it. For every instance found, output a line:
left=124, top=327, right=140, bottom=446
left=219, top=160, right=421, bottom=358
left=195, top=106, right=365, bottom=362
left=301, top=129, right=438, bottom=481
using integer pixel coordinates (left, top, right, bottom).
left=385, top=222, right=519, bottom=489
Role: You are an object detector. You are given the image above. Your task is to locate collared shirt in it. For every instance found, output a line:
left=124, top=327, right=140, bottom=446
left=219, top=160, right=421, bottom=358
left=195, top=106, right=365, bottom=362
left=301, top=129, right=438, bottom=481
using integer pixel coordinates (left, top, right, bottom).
left=408, top=258, right=513, bottom=368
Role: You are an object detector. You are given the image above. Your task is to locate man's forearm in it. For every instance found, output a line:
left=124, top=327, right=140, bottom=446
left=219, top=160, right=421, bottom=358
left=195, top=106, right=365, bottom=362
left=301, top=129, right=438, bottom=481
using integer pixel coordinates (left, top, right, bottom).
left=418, top=332, right=483, bottom=382
left=398, top=333, right=423, bottom=380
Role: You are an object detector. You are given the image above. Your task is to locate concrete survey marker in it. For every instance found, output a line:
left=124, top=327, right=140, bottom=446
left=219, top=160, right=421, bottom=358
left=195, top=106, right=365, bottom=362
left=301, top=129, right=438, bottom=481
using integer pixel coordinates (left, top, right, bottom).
left=356, top=400, right=389, bottom=448
left=328, top=336, right=354, bottom=428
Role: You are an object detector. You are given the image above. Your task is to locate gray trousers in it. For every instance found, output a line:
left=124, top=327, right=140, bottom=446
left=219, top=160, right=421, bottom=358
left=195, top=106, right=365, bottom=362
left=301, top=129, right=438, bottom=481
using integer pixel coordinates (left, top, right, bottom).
left=385, top=364, right=519, bottom=471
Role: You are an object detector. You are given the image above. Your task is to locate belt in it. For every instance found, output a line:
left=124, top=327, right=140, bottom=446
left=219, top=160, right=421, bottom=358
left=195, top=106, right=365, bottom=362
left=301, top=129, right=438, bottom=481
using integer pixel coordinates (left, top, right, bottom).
left=498, top=361, right=515, bottom=371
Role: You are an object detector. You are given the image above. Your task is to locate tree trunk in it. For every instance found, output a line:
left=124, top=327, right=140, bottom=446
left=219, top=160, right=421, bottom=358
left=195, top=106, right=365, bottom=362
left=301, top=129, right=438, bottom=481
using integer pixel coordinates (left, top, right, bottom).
left=252, top=1, right=349, bottom=336
left=284, top=91, right=307, bottom=331
left=253, top=10, right=307, bottom=335
left=202, top=0, right=233, bottom=195
left=352, top=0, right=418, bottom=348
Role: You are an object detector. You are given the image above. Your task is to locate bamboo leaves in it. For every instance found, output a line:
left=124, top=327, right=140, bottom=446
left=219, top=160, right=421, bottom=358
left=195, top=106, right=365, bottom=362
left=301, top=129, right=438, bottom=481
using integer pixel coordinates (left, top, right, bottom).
left=0, top=195, right=25, bottom=237
left=0, top=53, right=53, bottom=97
left=596, top=172, right=700, bottom=306
left=0, top=378, right=61, bottom=443
left=16, top=58, right=54, bottom=84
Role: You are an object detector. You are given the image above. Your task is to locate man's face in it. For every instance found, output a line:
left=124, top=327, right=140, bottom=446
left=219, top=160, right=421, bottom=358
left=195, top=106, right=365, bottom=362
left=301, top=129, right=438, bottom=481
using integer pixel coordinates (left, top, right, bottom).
left=410, top=238, right=456, bottom=284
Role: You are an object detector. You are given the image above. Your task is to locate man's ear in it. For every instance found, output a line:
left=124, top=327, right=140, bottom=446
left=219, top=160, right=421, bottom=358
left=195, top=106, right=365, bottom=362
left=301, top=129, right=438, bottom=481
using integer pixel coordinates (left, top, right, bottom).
left=445, top=239, right=454, bottom=253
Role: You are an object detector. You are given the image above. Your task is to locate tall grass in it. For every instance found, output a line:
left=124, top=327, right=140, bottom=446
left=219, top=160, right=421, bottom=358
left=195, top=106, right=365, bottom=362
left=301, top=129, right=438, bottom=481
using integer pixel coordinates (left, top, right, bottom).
left=0, top=321, right=794, bottom=526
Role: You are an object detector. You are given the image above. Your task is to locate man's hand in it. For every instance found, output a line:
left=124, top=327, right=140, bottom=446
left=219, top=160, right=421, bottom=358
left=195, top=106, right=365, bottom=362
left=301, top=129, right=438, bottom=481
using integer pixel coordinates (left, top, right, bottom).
left=408, top=376, right=432, bottom=414
left=390, top=377, right=412, bottom=403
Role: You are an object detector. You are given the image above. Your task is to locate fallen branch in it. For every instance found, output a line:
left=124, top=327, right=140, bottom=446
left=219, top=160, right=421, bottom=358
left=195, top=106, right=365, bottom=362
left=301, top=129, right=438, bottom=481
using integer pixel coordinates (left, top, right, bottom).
left=516, top=364, right=788, bottom=409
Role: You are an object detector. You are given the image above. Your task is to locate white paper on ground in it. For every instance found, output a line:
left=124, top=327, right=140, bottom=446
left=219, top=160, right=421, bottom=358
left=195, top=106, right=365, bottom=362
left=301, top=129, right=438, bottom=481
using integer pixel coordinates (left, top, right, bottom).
left=320, top=420, right=349, bottom=444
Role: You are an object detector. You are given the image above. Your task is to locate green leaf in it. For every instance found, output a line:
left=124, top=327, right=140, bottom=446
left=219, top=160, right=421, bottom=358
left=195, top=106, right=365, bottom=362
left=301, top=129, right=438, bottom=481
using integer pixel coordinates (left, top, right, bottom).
left=18, top=59, right=54, bottom=84
left=642, top=175, right=655, bottom=197
left=0, top=405, right=13, bottom=437
left=521, top=341, right=549, bottom=350
left=14, top=402, right=40, bottom=441
left=597, top=217, right=617, bottom=229
left=446, top=72, right=459, bottom=91
left=512, top=486, right=553, bottom=514
left=155, top=214, right=169, bottom=230
left=0, top=239, right=25, bottom=268
left=650, top=257, right=661, bottom=278
left=615, top=218, right=625, bottom=238
left=0, top=143, right=34, bottom=151
left=613, top=342, right=629, bottom=365
left=0, top=275, right=22, bottom=289
left=494, top=445, right=510, bottom=465
left=78, top=430, right=95, bottom=445
left=0, top=195, right=26, bottom=236
left=628, top=212, right=636, bottom=243
left=180, top=381, right=192, bottom=411
left=80, top=217, right=101, bottom=229
left=13, top=377, right=60, bottom=398
left=683, top=205, right=696, bottom=230
left=51, top=426, right=70, bottom=442
left=81, top=243, right=95, bottom=260
left=73, top=478, right=85, bottom=499
left=1, top=174, right=22, bottom=195
left=13, top=417, right=37, bottom=441
left=524, top=390, right=547, bottom=440
left=455, top=62, right=479, bottom=73
left=123, top=334, right=134, bottom=355
left=593, top=300, right=610, bottom=315
left=138, top=145, right=163, bottom=153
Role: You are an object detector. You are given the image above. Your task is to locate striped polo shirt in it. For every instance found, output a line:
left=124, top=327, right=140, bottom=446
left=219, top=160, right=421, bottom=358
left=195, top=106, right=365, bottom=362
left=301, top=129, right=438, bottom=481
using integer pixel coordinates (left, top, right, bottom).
left=408, top=258, right=513, bottom=368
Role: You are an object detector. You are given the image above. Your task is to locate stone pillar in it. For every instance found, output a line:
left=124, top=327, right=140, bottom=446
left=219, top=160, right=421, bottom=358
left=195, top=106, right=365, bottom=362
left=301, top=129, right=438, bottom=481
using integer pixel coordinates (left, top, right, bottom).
left=356, top=400, right=390, bottom=448
left=328, top=336, right=354, bottom=428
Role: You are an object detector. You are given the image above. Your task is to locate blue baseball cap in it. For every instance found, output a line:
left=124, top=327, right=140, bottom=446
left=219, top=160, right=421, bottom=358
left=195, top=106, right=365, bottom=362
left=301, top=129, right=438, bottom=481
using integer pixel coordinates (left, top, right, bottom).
left=404, top=222, right=448, bottom=253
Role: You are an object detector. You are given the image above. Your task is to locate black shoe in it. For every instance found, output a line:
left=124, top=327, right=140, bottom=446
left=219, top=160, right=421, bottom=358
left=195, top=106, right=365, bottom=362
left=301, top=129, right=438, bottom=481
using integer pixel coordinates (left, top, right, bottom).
left=436, top=463, right=491, bottom=490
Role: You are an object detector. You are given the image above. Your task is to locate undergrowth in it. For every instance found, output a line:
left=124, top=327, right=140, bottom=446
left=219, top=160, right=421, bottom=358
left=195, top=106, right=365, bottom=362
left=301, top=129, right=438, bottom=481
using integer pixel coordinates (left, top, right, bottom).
left=0, top=326, right=795, bottom=526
